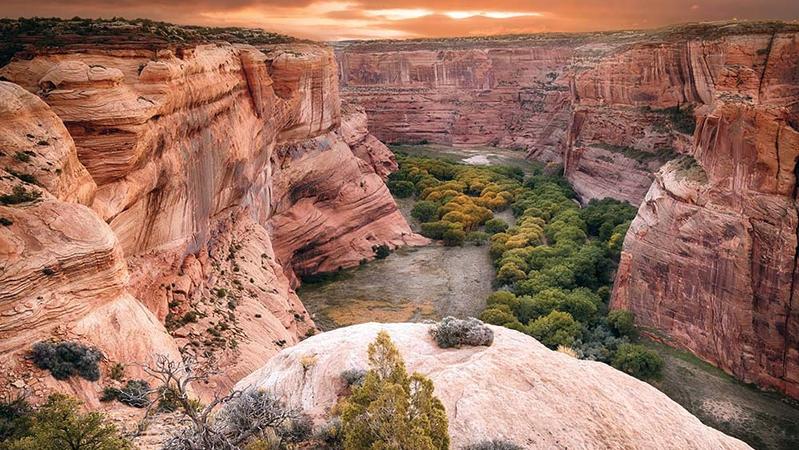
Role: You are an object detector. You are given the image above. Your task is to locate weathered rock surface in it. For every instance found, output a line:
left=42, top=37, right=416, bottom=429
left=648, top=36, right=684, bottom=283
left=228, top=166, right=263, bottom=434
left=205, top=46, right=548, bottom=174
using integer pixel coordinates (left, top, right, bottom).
left=0, top=34, right=419, bottom=401
left=238, top=322, right=749, bottom=449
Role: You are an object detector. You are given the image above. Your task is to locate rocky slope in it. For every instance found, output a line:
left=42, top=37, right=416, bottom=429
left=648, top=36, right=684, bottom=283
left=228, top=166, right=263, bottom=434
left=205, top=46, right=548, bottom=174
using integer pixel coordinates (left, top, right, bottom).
left=337, top=22, right=799, bottom=399
left=335, top=22, right=799, bottom=205
left=238, top=322, right=749, bottom=449
left=0, top=20, right=421, bottom=403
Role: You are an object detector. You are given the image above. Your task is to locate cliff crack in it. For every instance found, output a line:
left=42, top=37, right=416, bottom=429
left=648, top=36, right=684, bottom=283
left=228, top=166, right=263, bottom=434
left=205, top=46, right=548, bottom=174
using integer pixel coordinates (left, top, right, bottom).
left=757, top=32, right=777, bottom=104
left=784, top=158, right=799, bottom=378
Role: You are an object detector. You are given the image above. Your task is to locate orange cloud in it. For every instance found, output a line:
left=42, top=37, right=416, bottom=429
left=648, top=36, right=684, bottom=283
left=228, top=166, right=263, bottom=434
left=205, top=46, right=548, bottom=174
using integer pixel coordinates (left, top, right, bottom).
left=0, top=0, right=797, bottom=40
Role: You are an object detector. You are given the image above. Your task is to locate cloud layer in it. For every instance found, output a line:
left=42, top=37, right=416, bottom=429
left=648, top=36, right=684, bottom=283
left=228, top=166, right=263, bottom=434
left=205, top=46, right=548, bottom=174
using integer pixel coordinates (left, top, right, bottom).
left=2, top=0, right=798, bottom=40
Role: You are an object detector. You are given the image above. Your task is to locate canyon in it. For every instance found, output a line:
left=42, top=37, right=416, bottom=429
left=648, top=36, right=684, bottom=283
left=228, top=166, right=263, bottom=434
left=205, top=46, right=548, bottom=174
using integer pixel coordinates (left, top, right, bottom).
left=0, top=22, right=421, bottom=404
left=335, top=22, right=799, bottom=399
left=0, top=17, right=797, bottom=448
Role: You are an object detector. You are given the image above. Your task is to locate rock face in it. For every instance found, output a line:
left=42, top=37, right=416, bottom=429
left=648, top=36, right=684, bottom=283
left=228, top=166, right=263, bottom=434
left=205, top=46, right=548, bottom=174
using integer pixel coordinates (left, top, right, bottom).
left=0, top=36, right=420, bottom=402
left=238, top=322, right=749, bottom=449
left=337, top=23, right=799, bottom=399
left=335, top=22, right=799, bottom=205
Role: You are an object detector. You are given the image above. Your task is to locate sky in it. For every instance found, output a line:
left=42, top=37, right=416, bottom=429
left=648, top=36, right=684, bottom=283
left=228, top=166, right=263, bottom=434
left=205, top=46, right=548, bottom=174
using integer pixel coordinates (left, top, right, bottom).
left=1, top=1, right=798, bottom=41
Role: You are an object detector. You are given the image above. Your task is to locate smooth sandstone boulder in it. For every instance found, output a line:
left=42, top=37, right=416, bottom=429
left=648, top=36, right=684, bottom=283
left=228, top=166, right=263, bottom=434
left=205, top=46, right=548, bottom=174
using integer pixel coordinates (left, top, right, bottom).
left=238, top=322, right=749, bottom=450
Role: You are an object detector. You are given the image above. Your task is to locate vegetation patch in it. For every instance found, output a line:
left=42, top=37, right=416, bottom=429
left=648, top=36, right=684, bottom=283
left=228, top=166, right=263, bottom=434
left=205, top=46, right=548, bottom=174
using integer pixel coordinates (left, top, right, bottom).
left=429, top=316, right=494, bottom=348
left=0, top=185, right=41, bottom=205
left=30, top=340, right=102, bottom=381
left=322, top=299, right=436, bottom=328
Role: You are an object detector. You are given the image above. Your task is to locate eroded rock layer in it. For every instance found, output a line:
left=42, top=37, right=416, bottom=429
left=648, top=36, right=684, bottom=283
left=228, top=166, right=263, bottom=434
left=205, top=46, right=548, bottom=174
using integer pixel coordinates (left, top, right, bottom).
left=0, top=39, right=420, bottom=401
left=238, top=323, right=749, bottom=449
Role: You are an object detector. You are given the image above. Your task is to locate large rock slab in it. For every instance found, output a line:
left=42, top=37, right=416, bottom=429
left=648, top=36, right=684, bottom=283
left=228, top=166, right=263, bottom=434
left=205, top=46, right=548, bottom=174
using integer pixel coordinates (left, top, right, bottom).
left=237, top=322, right=749, bottom=450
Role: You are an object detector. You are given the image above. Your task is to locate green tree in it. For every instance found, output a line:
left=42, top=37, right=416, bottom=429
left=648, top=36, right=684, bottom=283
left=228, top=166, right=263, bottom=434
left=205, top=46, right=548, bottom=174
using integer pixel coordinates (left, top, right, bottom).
left=612, top=343, right=664, bottom=381
left=607, top=310, right=636, bottom=337
left=5, top=394, right=132, bottom=450
left=340, top=331, right=449, bottom=450
left=411, top=201, right=439, bottom=222
left=527, top=311, right=581, bottom=348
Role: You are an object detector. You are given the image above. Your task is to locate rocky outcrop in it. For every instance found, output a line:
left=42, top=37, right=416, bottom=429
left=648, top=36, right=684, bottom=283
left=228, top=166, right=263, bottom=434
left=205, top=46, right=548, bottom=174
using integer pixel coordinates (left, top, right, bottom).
left=335, top=22, right=799, bottom=205
left=612, top=101, right=799, bottom=398
left=0, top=30, right=419, bottom=402
left=238, top=322, right=749, bottom=449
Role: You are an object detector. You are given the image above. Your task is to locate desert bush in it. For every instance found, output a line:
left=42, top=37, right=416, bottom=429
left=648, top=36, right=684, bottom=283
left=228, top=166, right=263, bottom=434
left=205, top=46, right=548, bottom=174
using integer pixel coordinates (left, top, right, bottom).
left=101, top=379, right=151, bottom=408
left=464, top=439, right=524, bottom=450
left=0, top=185, right=41, bottom=205
left=612, top=343, right=664, bottom=381
left=30, top=341, right=103, bottom=381
left=429, top=317, right=494, bottom=348
left=372, top=244, right=391, bottom=259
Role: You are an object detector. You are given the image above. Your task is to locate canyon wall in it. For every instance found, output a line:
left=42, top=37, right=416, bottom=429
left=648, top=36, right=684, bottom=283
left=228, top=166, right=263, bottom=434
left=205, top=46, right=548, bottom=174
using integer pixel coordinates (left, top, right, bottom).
left=336, top=23, right=799, bottom=398
left=0, top=35, right=420, bottom=403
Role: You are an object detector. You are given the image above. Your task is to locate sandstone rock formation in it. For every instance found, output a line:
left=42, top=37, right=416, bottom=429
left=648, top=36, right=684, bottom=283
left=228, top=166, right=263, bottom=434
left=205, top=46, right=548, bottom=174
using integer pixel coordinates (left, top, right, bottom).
left=335, top=22, right=799, bottom=205
left=0, top=26, right=420, bottom=402
left=237, top=322, right=750, bottom=449
left=336, top=22, right=799, bottom=399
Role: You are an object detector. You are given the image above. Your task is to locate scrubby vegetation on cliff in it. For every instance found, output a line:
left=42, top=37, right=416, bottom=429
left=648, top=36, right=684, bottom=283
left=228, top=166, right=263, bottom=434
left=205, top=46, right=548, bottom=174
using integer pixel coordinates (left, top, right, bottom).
left=392, top=154, right=662, bottom=380
left=0, top=17, right=298, bottom=66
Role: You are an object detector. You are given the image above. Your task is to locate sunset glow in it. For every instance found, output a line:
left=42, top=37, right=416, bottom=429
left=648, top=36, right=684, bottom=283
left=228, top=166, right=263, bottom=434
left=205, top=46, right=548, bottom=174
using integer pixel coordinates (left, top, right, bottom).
left=1, top=0, right=797, bottom=41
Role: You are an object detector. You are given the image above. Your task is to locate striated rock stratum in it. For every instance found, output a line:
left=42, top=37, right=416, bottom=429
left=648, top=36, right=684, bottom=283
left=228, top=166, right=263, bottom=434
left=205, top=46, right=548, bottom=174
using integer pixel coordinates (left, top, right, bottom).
left=238, top=322, right=750, bottom=449
left=0, top=25, right=422, bottom=403
left=336, top=21, right=799, bottom=399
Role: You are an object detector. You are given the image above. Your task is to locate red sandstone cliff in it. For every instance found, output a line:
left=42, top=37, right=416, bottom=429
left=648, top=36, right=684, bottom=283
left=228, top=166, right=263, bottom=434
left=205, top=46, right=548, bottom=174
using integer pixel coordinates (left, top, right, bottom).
left=0, top=27, right=421, bottom=402
left=336, top=23, right=799, bottom=398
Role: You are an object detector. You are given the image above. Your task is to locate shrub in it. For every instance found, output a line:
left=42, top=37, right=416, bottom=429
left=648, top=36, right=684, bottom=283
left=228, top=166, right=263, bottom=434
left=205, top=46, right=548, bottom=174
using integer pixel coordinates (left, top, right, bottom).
left=101, top=379, right=151, bottom=408
left=420, top=220, right=459, bottom=240
left=484, top=218, right=509, bottom=234
left=108, top=362, right=125, bottom=381
left=442, top=228, right=466, bottom=246
left=3, top=394, right=132, bottom=449
left=527, top=311, right=581, bottom=348
left=372, top=244, right=391, bottom=259
left=464, top=439, right=524, bottom=450
left=0, top=217, right=12, bottom=226
left=340, top=331, right=449, bottom=450
left=612, top=343, right=664, bottom=381
left=607, top=310, right=636, bottom=337
left=387, top=180, right=415, bottom=198
left=466, top=231, right=490, bottom=245
left=340, top=368, right=367, bottom=387
left=411, top=200, right=439, bottom=222
left=0, top=185, right=41, bottom=205
left=429, top=317, right=494, bottom=348
left=30, top=341, right=103, bottom=381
